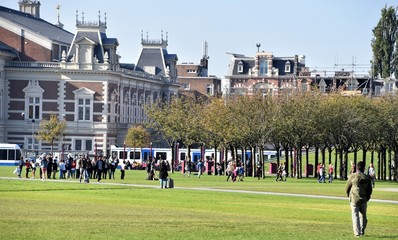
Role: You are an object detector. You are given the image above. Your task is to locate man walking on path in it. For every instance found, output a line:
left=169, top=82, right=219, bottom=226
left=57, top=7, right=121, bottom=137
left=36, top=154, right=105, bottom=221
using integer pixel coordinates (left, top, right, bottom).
left=345, top=161, right=373, bottom=237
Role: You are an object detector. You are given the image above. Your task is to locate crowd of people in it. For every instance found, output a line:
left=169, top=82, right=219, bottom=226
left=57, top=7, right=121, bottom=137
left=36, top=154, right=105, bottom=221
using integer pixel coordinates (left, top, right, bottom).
left=15, top=153, right=122, bottom=183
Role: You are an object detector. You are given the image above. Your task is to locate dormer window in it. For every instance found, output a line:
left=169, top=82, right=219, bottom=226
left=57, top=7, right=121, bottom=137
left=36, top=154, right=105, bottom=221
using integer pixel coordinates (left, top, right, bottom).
left=285, top=61, right=291, bottom=73
left=259, top=59, right=267, bottom=75
left=237, top=61, right=244, bottom=73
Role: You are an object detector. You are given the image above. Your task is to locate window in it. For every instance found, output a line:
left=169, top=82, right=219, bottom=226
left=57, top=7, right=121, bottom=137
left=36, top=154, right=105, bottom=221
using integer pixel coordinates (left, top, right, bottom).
left=183, top=83, right=190, bottom=90
left=28, top=97, right=40, bottom=119
left=187, top=69, right=197, bottom=73
left=237, top=61, right=244, bottom=73
left=129, top=151, right=141, bottom=160
left=386, top=82, right=394, bottom=92
left=301, top=83, right=308, bottom=92
left=259, top=60, right=267, bottom=75
left=285, top=61, right=291, bottom=73
left=78, top=98, right=91, bottom=121
left=23, top=80, right=44, bottom=120
left=73, top=87, right=95, bottom=122
left=375, top=86, right=381, bottom=96
left=27, top=137, right=39, bottom=151
left=74, top=139, right=93, bottom=151
left=207, top=84, right=214, bottom=95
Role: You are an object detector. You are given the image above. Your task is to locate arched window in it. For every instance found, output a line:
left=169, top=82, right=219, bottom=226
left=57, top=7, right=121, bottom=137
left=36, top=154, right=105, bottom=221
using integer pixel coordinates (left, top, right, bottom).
left=237, top=61, right=244, bottom=73
left=285, top=61, right=291, bottom=73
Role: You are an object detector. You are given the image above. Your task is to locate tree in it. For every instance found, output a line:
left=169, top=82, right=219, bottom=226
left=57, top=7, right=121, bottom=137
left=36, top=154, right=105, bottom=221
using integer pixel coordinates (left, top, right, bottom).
left=124, top=125, right=151, bottom=149
left=36, top=114, right=66, bottom=155
left=371, top=5, right=398, bottom=78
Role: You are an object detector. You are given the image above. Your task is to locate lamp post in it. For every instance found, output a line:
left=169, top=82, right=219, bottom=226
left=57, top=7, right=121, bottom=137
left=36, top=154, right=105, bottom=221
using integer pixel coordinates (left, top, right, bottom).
left=149, top=142, right=152, bottom=161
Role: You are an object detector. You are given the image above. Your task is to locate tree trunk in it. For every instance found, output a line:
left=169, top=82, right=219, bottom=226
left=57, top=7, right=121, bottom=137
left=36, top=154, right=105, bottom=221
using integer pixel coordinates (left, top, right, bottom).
left=377, top=150, right=381, bottom=180
left=290, top=148, right=294, bottom=178
left=213, top=143, right=218, bottom=175
left=388, top=149, right=392, bottom=181
left=314, top=146, right=319, bottom=178
left=344, top=150, right=349, bottom=180
left=305, top=147, right=309, bottom=178
left=285, top=148, right=289, bottom=177
left=362, top=149, right=367, bottom=168
left=334, top=148, right=338, bottom=179
left=251, top=146, right=256, bottom=177
left=339, top=148, right=344, bottom=180
left=353, top=150, right=357, bottom=168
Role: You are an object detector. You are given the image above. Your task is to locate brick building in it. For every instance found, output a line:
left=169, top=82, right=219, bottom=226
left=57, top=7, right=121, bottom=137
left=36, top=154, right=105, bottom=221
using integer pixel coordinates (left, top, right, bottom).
left=176, top=42, right=221, bottom=98
left=225, top=47, right=311, bottom=96
left=0, top=2, right=179, bottom=156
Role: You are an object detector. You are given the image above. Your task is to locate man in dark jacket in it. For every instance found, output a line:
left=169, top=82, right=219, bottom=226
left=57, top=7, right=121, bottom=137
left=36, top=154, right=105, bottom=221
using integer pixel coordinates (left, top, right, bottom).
left=345, top=161, right=373, bottom=237
left=158, top=160, right=168, bottom=189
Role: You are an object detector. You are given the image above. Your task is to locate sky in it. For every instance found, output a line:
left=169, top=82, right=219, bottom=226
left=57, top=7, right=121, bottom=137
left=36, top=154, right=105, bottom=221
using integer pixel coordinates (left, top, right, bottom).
left=1, top=0, right=398, bottom=78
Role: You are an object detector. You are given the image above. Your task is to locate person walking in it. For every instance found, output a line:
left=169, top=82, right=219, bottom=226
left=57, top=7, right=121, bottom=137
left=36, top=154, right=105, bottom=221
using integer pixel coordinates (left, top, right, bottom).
left=96, top=156, right=103, bottom=183
left=17, top=157, right=24, bottom=178
left=40, top=157, right=48, bottom=181
left=275, top=163, right=284, bottom=182
left=256, top=162, right=262, bottom=180
left=318, top=164, right=325, bottom=183
left=367, top=163, right=375, bottom=188
left=345, top=161, right=373, bottom=237
left=24, top=159, right=31, bottom=178
left=197, top=160, right=203, bottom=178
left=226, top=161, right=234, bottom=182
left=59, top=159, right=65, bottom=179
left=52, top=156, right=58, bottom=179
left=328, top=164, right=334, bottom=183
left=183, top=157, right=191, bottom=177
left=120, top=160, right=126, bottom=180
left=30, top=159, right=37, bottom=179
left=158, top=160, right=168, bottom=189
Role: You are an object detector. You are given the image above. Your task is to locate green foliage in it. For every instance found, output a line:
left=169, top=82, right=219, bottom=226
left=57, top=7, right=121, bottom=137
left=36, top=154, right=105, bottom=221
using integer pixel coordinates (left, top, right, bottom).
left=371, top=5, right=398, bottom=78
left=36, top=114, right=66, bottom=154
left=124, top=125, right=151, bottom=148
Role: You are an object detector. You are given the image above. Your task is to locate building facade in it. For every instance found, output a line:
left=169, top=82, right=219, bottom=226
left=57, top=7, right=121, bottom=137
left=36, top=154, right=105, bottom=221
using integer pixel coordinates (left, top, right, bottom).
left=0, top=2, right=179, bottom=157
left=176, top=42, right=221, bottom=98
left=225, top=49, right=311, bottom=96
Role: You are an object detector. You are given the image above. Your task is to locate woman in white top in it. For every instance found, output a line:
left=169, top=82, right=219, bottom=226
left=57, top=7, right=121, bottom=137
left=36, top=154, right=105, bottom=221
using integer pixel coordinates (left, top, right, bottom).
left=368, top=163, right=375, bottom=188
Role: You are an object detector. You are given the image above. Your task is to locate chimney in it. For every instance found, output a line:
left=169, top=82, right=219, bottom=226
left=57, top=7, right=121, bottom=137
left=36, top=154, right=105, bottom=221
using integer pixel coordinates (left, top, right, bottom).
left=19, top=0, right=41, bottom=18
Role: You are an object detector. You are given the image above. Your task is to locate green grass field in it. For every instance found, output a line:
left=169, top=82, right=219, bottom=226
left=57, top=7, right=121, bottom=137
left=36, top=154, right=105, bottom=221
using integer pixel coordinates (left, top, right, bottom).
left=0, top=167, right=397, bottom=240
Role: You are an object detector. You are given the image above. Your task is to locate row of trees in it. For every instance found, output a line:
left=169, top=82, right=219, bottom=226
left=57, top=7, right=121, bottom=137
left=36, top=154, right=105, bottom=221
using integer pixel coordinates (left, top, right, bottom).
left=145, top=93, right=398, bottom=181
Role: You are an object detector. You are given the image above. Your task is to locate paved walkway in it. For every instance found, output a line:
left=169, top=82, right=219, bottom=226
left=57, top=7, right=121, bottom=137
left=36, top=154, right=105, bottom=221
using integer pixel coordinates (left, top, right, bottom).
left=1, top=177, right=397, bottom=205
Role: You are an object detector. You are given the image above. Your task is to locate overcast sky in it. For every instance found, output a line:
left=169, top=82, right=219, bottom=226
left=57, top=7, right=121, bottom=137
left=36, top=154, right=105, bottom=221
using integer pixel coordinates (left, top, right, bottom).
left=2, top=0, right=397, bottom=77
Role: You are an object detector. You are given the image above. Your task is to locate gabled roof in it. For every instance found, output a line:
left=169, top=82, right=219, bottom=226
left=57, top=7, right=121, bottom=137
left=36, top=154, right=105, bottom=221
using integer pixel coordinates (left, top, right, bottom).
left=0, top=5, right=73, bottom=45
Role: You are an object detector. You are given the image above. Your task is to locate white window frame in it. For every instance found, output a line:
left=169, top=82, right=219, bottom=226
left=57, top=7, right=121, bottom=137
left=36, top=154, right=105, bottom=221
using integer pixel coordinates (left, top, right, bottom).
left=259, top=60, right=267, bottom=75
left=237, top=61, right=244, bottom=73
left=73, top=88, right=95, bottom=122
left=23, top=80, right=44, bottom=120
left=285, top=61, right=291, bottom=73
left=207, top=84, right=214, bottom=95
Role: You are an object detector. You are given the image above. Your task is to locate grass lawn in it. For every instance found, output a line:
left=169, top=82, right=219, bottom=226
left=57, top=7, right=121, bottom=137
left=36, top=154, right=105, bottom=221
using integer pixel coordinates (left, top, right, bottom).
left=0, top=166, right=397, bottom=240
